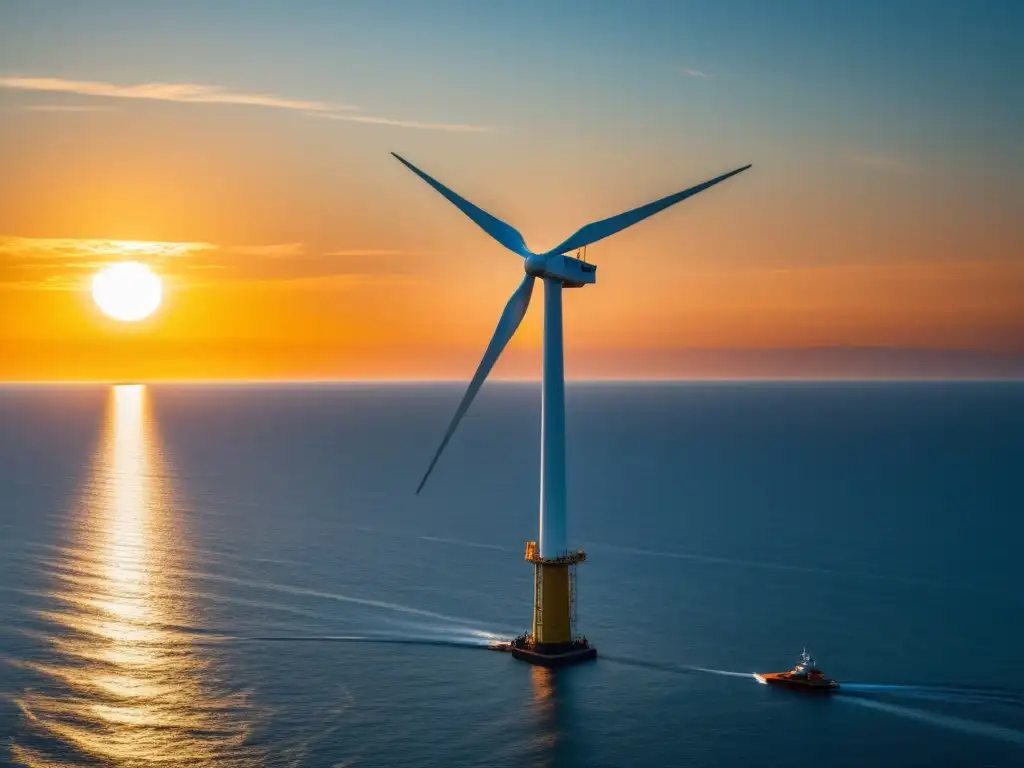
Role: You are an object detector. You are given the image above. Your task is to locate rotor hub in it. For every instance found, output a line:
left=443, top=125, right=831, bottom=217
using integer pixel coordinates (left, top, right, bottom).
left=524, top=254, right=548, bottom=277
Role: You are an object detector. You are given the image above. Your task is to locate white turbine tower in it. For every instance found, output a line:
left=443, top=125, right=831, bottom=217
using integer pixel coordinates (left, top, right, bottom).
left=394, top=152, right=751, bottom=665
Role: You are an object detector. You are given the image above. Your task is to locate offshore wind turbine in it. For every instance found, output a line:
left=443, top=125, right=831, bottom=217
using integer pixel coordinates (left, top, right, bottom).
left=394, top=152, right=751, bottom=666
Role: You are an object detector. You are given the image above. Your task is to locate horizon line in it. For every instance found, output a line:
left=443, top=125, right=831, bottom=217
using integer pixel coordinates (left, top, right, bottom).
left=2, top=375, right=1022, bottom=387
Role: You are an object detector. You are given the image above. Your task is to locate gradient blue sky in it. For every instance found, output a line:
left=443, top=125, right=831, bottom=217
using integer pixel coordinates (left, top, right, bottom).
left=0, top=0, right=1021, bottom=379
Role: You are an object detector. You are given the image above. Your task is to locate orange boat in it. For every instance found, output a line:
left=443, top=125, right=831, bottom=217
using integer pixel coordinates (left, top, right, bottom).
left=755, top=648, right=840, bottom=692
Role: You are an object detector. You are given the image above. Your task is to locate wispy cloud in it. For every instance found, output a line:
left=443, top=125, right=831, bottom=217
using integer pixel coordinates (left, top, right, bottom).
left=0, top=237, right=216, bottom=289
left=845, top=153, right=922, bottom=175
left=185, top=243, right=424, bottom=285
left=309, top=111, right=495, bottom=133
left=0, top=236, right=423, bottom=289
left=683, top=68, right=712, bottom=78
left=22, top=104, right=117, bottom=113
left=0, top=77, right=350, bottom=112
left=0, top=75, right=494, bottom=132
left=0, top=236, right=213, bottom=261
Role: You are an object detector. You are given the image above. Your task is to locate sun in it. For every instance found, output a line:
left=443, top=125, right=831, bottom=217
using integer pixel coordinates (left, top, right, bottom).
left=92, top=262, right=163, bottom=322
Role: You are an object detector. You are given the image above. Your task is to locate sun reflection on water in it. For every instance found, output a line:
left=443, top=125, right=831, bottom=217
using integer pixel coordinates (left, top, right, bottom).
left=530, top=666, right=561, bottom=765
left=11, top=385, right=261, bottom=767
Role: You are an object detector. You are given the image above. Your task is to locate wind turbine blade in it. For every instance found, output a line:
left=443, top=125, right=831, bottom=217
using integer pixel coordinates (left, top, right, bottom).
left=417, top=274, right=536, bottom=494
left=545, top=164, right=752, bottom=256
left=392, top=152, right=531, bottom=258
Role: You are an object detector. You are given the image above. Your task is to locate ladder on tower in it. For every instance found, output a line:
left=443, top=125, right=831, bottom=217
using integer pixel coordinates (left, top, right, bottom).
left=569, top=560, right=578, bottom=632
left=533, top=562, right=544, bottom=637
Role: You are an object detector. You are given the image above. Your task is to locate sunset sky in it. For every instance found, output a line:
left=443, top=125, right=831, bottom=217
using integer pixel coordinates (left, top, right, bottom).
left=1, top=0, right=1021, bottom=380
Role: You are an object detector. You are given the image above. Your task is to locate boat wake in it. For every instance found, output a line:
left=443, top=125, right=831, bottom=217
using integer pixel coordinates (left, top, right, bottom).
left=837, top=695, right=1024, bottom=747
left=839, top=683, right=1024, bottom=710
left=197, top=618, right=513, bottom=651
left=576, top=654, right=1024, bottom=749
left=684, top=666, right=757, bottom=679
left=601, top=656, right=755, bottom=679
left=202, top=630, right=510, bottom=650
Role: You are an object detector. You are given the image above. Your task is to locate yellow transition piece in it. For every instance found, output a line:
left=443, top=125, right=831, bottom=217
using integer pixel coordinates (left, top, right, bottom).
left=533, top=563, right=571, bottom=645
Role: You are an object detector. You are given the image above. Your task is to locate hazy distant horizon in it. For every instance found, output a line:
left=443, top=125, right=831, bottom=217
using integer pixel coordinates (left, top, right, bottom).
left=5, top=375, right=1022, bottom=386
left=4, top=344, right=1021, bottom=383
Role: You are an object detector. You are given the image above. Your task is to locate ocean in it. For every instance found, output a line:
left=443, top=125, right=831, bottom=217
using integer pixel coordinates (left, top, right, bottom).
left=1, top=381, right=1022, bottom=767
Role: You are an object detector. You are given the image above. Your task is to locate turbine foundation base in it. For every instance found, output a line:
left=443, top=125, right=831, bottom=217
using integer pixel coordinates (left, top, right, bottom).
left=511, top=644, right=597, bottom=667
left=519, top=542, right=593, bottom=665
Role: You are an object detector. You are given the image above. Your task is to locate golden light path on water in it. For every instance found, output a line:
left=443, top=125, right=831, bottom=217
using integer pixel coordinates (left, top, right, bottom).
left=12, top=386, right=261, bottom=767
left=530, top=666, right=560, bottom=766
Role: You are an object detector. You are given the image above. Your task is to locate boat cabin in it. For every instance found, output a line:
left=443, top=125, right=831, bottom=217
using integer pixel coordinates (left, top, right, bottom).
left=788, top=648, right=826, bottom=679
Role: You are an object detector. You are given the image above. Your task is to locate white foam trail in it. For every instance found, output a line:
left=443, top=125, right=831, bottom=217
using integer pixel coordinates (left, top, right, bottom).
left=839, top=696, right=1024, bottom=747
left=840, top=683, right=1024, bottom=709
left=685, top=666, right=757, bottom=679
left=601, top=656, right=758, bottom=680
left=202, top=632, right=498, bottom=649
left=388, top=620, right=511, bottom=644
left=187, top=570, right=492, bottom=629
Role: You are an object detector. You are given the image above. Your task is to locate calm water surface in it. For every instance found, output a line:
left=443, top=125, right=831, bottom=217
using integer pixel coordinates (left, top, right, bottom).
left=1, top=382, right=1022, bottom=766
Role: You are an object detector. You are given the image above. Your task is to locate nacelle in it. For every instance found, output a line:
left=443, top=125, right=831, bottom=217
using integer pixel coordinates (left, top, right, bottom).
left=525, top=254, right=597, bottom=288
